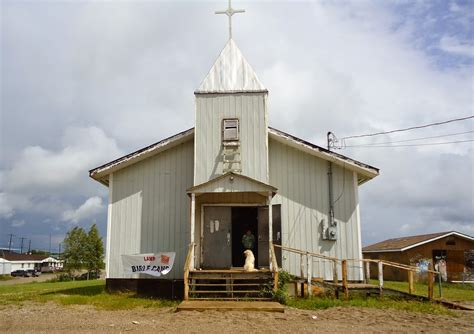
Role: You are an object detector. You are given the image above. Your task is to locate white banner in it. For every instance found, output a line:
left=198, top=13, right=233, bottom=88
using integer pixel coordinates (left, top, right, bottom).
left=121, top=253, right=175, bottom=277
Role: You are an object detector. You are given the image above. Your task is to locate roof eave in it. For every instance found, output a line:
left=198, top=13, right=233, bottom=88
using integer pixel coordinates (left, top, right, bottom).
left=89, top=128, right=194, bottom=184
left=194, top=90, right=268, bottom=95
left=362, top=231, right=474, bottom=253
left=268, top=127, right=379, bottom=182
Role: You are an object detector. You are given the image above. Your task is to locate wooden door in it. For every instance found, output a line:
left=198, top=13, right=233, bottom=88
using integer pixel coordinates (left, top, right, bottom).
left=202, top=206, right=232, bottom=269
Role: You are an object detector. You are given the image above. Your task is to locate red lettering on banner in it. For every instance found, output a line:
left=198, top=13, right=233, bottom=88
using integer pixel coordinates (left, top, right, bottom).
left=144, top=256, right=156, bottom=261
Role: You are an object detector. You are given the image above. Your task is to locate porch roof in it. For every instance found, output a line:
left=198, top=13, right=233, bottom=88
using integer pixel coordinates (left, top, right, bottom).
left=187, top=172, right=277, bottom=196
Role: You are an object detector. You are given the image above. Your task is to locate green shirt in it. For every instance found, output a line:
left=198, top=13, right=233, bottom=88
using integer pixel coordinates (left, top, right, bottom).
left=242, top=234, right=255, bottom=250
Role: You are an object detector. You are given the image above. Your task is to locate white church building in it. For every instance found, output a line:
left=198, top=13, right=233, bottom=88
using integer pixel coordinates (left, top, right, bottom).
left=90, top=36, right=378, bottom=298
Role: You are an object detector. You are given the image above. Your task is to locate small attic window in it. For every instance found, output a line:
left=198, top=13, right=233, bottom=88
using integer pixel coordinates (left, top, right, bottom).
left=223, top=119, right=239, bottom=141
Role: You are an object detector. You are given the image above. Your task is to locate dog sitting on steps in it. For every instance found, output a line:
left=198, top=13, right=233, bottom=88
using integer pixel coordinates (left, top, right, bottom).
left=243, top=249, right=258, bottom=272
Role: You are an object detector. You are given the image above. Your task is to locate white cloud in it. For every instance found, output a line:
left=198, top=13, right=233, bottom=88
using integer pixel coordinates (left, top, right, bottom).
left=0, top=193, right=14, bottom=219
left=3, top=126, right=122, bottom=192
left=1, top=126, right=121, bottom=221
left=11, top=219, right=25, bottom=228
left=439, top=35, right=474, bottom=58
left=62, top=196, right=104, bottom=223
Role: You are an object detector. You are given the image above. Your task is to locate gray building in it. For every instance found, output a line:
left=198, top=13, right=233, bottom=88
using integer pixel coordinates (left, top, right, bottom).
left=90, top=38, right=379, bottom=288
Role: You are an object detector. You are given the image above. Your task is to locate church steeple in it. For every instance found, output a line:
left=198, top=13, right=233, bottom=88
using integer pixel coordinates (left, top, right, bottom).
left=195, top=39, right=266, bottom=94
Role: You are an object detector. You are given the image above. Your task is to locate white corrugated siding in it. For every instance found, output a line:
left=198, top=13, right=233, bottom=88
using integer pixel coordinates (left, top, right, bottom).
left=195, top=93, right=268, bottom=185
left=109, top=140, right=194, bottom=279
left=269, top=138, right=363, bottom=281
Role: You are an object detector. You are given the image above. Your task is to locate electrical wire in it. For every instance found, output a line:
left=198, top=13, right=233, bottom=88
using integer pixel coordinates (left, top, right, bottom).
left=341, top=115, right=474, bottom=140
left=345, top=131, right=474, bottom=147
left=345, top=139, right=474, bottom=148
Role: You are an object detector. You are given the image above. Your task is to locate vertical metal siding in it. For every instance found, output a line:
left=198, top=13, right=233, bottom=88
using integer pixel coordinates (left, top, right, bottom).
left=195, top=93, right=268, bottom=185
left=269, top=138, right=363, bottom=281
left=109, top=140, right=194, bottom=279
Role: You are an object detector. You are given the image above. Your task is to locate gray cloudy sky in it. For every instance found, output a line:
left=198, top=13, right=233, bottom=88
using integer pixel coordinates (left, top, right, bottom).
left=1, top=0, right=473, bottom=252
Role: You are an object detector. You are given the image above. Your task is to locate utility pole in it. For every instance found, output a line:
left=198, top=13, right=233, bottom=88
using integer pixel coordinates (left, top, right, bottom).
left=49, top=234, right=52, bottom=255
left=19, top=237, right=26, bottom=254
left=28, top=240, right=32, bottom=253
left=7, top=234, right=14, bottom=252
left=58, top=243, right=61, bottom=260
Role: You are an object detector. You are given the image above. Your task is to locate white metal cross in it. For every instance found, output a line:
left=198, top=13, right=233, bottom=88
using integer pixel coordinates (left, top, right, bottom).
left=215, top=0, right=245, bottom=40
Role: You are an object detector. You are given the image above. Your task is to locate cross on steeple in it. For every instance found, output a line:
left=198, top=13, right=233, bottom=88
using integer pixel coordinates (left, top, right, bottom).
left=215, top=0, right=245, bottom=40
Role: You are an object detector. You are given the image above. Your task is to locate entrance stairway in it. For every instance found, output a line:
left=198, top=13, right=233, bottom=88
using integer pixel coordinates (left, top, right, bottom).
left=187, top=269, right=275, bottom=301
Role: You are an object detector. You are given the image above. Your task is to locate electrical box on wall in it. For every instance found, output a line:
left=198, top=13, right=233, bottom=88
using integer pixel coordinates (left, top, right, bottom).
left=321, top=219, right=338, bottom=241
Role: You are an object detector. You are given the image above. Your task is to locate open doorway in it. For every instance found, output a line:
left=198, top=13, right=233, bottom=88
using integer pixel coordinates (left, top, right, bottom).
left=231, top=207, right=258, bottom=267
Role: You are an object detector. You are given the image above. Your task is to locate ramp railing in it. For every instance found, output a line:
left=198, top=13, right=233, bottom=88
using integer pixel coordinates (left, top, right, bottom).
left=183, top=242, right=195, bottom=301
left=273, top=243, right=441, bottom=299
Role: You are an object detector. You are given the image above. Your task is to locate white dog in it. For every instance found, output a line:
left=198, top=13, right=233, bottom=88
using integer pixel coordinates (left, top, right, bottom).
left=243, top=249, right=258, bottom=272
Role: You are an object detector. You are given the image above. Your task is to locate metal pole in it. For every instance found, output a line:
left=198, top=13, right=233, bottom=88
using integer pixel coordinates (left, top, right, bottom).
left=8, top=234, right=14, bottom=252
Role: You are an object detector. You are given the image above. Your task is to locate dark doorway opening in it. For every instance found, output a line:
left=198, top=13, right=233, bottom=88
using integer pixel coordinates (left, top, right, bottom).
left=231, top=207, right=258, bottom=267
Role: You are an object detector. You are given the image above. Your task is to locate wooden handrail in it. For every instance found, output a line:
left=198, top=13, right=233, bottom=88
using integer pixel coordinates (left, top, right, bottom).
left=346, top=258, right=439, bottom=274
left=273, top=244, right=340, bottom=262
left=270, top=243, right=279, bottom=291
left=183, top=242, right=195, bottom=301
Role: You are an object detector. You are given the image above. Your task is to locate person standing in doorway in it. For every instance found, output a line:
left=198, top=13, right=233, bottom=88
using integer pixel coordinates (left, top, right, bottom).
left=242, top=229, right=256, bottom=251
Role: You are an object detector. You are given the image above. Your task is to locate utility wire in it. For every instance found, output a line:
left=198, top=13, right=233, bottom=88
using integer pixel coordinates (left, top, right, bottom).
left=345, top=139, right=474, bottom=148
left=341, top=115, right=473, bottom=140
left=346, top=131, right=474, bottom=147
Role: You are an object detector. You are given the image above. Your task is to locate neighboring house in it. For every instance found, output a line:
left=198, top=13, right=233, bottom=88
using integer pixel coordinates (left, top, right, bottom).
left=0, top=251, right=64, bottom=273
left=363, top=231, right=474, bottom=282
left=0, top=258, right=12, bottom=275
left=90, top=38, right=379, bottom=295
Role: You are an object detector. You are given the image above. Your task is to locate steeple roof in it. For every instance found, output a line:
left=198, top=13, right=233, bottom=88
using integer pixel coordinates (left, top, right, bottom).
left=196, top=39, right=266, bottom=93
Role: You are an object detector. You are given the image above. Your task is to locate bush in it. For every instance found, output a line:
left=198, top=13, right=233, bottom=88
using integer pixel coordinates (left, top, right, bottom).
left=272, top=270, right=295, bottom=305
left=47, top=273, right=73, bottom=283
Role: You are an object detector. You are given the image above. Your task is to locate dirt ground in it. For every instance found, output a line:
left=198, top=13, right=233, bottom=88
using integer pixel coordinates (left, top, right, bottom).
left=0, top=302, right=473, bottom=333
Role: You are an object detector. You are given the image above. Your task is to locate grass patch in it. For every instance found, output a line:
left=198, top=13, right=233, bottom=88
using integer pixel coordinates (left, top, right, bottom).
left=370, top=279, right=474, bottom=301
left=0, top=280, right=178, bottom=310
left=288, top=296, right=456, bottom=316
left=0, top=275, right=14, bottom=281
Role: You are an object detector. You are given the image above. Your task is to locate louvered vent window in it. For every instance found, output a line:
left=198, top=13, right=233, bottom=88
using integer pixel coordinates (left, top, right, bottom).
left=223, top=119, right=239, bottom=141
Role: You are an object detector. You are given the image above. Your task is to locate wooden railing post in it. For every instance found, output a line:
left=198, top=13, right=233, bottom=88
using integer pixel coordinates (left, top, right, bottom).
left=428, top=264, right=434, bottom=300
left=333, top=260, right=338, bottom=284
left=365, top=261, right=370, bottom=284
left=408, top=270, right=414, bottom=294
left=342, top=259, right=349, bottom=299
left=300, top=253, right=305, bottom=279
left=378, top=261, right=384, bottom=295
left=307, top=253, right=312, bottom=297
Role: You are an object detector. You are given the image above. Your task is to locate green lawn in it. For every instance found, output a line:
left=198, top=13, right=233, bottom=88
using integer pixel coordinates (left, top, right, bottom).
left=370, top=279, right=474, bottom=301
left=0, top=280, right=177, bottom=310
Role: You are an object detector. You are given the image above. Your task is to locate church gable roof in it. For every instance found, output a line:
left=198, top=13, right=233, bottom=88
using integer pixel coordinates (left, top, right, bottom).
left=196, top=39, right=266, bottom=93
left=89, top=128, right=194, bottom=185
left=89, top=127, right=378, bottom=187
left=268, top=127, right=379, bottom=184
